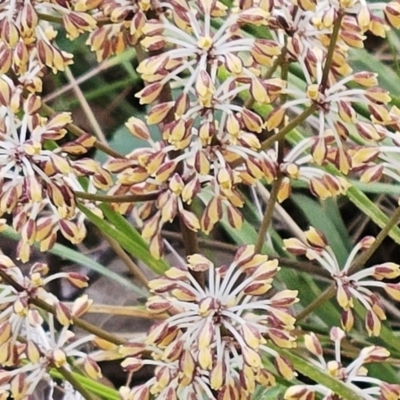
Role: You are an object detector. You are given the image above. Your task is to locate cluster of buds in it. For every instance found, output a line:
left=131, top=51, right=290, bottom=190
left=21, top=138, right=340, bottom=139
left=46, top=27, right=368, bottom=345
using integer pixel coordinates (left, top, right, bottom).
left=98, top=0, right=400, bottom=259
left=0, top=0, right=97, bottom=78
left=87, top=0, right=154, bottom=61
left=120, top=245, right=299, bottom=399
left=1, top=0, right=400, bottom=398
left=285, top=327, right=400, bottom=400
left=103, top=0, right=286, bottom=257
left=0, top=254, right=102, bottom=399
left=0, top=74, right=111, bottom=261
left=284, top=228, right=400, bottom=336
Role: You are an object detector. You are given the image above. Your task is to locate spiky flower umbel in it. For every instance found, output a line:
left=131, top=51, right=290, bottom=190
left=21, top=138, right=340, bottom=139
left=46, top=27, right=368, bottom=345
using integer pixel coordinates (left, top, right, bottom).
left=284, top=228, right=400, bottom=336
left=285, top=327, right=400, bottom=400
left=1, top=0, right=400, bottom=399
left=101, top=0, right=400, bottom=259
left=0, top=74, right=110, bottom=261
left=0, top=255, right=101, bottom=399
left=120, top=245, right=298, bottom=399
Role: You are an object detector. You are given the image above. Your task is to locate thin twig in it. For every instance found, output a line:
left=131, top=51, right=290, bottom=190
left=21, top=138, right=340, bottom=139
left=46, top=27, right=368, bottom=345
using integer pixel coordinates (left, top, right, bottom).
left=254, top=60, right=289, bottom=254
left=349, top=204, right=400, bottom=273
left=292, top=15, right=361, bottom=323
left=254, top=176, right=283, bottom=254
left=320, top=11, right=344, bottom=92
left=66, top=303, right=168, bottom=319
left=64, top=66, right=108, bottom=145
left=260, top=104, right=317, bottom=150
left=256, top=182, right=306, bottom=240
left=44, top=53, right=134, bottom=102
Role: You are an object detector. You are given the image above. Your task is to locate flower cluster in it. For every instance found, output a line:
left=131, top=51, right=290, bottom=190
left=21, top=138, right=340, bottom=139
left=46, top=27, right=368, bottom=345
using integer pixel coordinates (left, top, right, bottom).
left=87, top=0, right=153, bottom=61
left=1, top=0, right=400, bottom=399
left=285, top=327, right=400, bottom=400
left=120, top=245, right=299, bottom=399
left=0, top=253, right=102, bottom=399
left=103, top=0, right=285, bottom=256
left=284, top=228, right=400, bottom=336
left=98, top=0, right=400, bottom=259
left=261, top=1, right=400, bottom=201
left=0, top=0, right=101, bottom=79
left=0, top=74, right=111, bottom=261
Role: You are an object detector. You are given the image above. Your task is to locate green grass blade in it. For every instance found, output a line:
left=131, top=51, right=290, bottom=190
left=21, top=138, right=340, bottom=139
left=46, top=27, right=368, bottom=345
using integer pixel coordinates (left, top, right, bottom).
left=50, top=369, right=120, bottom=400
left=78, top=203, right=169, bottom=274
left=346, top=187, right=400, bottom=244
left=99, top=204, right=149, bottom=251
left=0, top=228, right=147, bottom=296
left=272, top=346, right=365, bottom=400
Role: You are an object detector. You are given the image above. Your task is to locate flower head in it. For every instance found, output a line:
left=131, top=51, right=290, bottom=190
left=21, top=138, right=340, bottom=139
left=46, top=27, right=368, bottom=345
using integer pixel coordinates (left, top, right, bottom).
left=0, top=253, right=99, bottom=398
left=285, top=327, right=400, bottom=400
left=122, top=245, right=299, bottom=398
left=284, top=229, right=400, bottom=335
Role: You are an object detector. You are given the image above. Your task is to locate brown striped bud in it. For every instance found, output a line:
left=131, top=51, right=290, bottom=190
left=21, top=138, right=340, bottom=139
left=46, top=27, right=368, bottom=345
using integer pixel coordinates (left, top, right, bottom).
left=0, top=43, right=12, bottom=74
left=385, top=2, right=400, bottom=28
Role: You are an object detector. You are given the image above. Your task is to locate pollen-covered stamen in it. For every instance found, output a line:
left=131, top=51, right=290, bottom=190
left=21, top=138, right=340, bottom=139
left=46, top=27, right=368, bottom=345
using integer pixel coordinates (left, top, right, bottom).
left=197, top=35, right=213, bottom=52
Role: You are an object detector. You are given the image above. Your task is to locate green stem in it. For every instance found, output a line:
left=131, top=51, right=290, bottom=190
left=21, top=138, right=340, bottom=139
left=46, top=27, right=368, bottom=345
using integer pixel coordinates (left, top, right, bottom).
left=134, top=44, right=147, bottom=64
left=320, top=11, right=344, bottom=92
left=260, top=104, right=317, bottom=150
left=254, top=175, right=283, bottom=254
left=74, top=191, right=159, bottom=203
left=254, top=60, right=290, bottom=254
left=56, top=366, right=98, bottom=400
left=37, top=12, right=64, bottom=24
left=295, top=284, right=336, bottom=322
left=296, top=204, right=400, bottom=322
left=349, top=204, right=400, bottom=273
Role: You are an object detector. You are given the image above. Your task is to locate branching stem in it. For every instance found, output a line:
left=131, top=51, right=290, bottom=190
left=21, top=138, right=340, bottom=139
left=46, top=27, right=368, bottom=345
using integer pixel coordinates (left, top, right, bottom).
left=296, top=204, right=400, bottom=322
left=261, top=104, right=317, bottom=150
